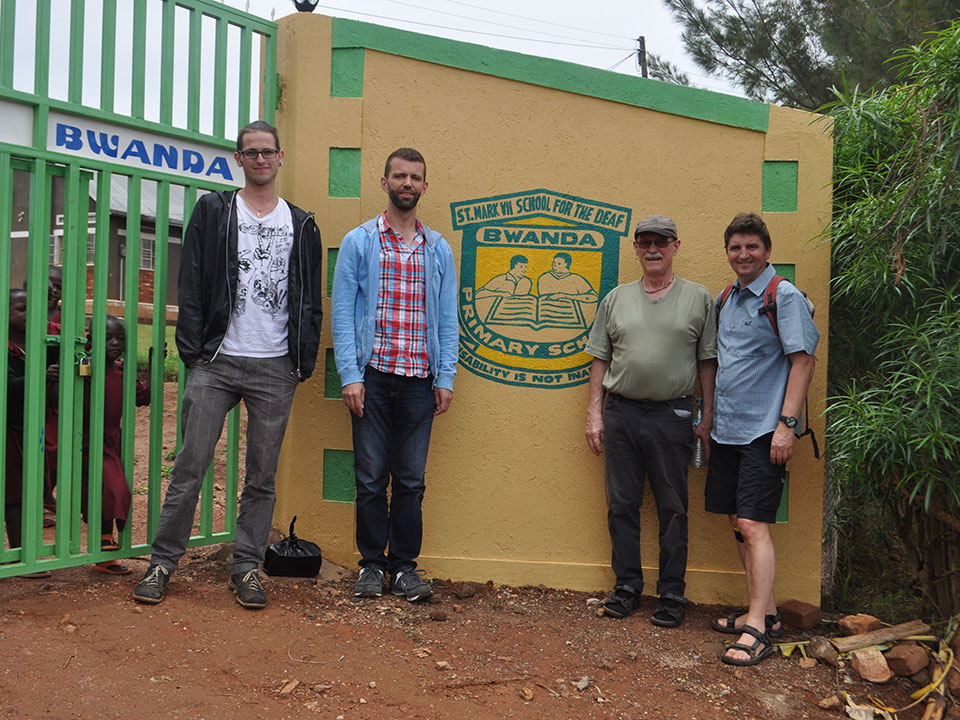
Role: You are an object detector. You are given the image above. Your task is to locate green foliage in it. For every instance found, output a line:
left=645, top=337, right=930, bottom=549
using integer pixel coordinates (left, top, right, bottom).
left=826, top=20, right=960, bottom=613
left=662, top=0, right=960, bottom=109
left=134, top=322, right=179, bottom=381
left=647, top=53, right=692, bottom=85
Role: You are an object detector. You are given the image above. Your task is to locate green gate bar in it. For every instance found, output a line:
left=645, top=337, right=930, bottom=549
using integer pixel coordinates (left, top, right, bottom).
left=0, top=0, right=277, bottom=578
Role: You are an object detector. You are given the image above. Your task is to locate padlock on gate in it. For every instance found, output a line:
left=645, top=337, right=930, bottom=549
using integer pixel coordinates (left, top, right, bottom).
left=78, top=356, right=92, bottom=376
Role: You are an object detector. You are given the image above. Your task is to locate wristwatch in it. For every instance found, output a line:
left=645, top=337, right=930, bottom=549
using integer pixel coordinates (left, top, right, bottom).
left=779, top=415, right=798, bottom=428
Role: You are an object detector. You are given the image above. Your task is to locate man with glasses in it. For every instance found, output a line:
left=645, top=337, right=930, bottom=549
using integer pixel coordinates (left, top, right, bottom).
left=133, top=120, right=324, bottom=609
left=584, top=215, right=716, bottom=627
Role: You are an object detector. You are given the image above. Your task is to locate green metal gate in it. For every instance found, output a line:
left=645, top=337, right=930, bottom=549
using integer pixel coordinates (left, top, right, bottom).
left=0, top=0, right=277, bottom=577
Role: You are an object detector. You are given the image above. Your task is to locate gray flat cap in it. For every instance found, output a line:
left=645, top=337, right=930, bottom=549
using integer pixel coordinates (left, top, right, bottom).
left=634, top=215, right=678, bottom=239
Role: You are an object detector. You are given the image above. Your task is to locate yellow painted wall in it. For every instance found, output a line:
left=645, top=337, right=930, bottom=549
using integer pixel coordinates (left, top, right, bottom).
left=272, top=14, right=832, bottom=605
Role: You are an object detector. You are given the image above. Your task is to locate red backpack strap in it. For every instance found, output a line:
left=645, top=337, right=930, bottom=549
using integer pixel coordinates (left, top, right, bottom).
left=716, top=282, right=736, bottom=314
left=758, top=275, right=786, bottom=336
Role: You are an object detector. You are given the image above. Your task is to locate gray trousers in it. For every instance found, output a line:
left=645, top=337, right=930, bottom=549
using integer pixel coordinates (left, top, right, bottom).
left=150, top=354, right=299, bottom=574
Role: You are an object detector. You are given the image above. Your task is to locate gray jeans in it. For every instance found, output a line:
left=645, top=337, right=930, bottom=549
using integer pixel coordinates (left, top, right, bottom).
left=150, top=354, right=299, bottom=574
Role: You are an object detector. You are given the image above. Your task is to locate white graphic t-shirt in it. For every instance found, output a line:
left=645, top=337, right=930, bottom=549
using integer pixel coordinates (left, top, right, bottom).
left=219, top=195, right=294, bottom=357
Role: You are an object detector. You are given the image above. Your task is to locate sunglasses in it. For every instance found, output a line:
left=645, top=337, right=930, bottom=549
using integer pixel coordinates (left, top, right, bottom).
left=239, top=148, right=279, bottom=160
left=634, top=236, right=675, bottom=248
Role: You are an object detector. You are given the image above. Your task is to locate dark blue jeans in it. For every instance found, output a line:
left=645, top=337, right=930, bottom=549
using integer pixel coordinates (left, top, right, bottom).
left=602, top=393, right=694, bottom=598
left=352, top=367, right=436, bottom=574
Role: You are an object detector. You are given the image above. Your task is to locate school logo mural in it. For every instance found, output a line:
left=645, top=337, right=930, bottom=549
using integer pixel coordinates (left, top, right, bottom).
left=452, top=190, right=631, bottom=388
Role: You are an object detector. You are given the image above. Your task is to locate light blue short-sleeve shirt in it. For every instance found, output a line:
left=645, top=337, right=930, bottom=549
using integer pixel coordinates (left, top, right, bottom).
left=712, top=263, right=820, bottom=445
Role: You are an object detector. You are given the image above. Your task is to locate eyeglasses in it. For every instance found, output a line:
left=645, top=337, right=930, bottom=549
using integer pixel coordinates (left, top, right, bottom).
left=634, top=236, right=675, bottom=248
left=239, top=148, right=279, bottom=160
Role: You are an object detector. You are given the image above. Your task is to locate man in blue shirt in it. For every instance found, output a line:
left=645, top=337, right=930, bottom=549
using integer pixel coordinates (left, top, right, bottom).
left=707, top=213, right=819, bottom=666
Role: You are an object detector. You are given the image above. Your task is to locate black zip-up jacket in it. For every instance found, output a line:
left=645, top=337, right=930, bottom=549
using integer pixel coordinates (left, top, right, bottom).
left=175, top=190, right=323, bottom=380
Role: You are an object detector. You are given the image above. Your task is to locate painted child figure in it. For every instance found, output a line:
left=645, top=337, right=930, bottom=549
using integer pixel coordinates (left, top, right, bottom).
left=83, top=315, right=152, bottom=574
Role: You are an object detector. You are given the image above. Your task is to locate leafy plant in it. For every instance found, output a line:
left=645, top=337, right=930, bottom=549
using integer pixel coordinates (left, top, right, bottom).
left=825, top=21, right=960, bottom=616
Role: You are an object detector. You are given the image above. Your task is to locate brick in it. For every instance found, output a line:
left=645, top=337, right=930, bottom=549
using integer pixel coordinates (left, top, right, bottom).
left=884, top=643, right=928, bottom=676
left=838, top=613, right=884, bottom=636
left=851, top=647, right=893, bottom=684
left=779, top=599, right=821, bottom=630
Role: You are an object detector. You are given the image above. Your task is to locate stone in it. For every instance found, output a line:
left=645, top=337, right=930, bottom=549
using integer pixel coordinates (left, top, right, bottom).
left=907, top=668, right=930, bottom=686
left=818, top=695, right=843, bottom=710
left=451, top=582, right=477, bottom=599
left=435, top=661, right=451, bottom=671
left=838, top=613, right=884, bottom=636
left=884, top=643, right=928, bottom=676
left=429, top=610, right=448, bottom=622
left=207, top=542, right=235, bottom=563
left=318, top=560, right=348, bottom=583
left=576, top=676, right=591, bottom=691
left=948, top=666, right=960, bottom=695
left=799, top=657, right=818, bottom=669
left=851, top=647, right=893, bottom=683
left=519, top=687, right=534, bottom=701
left=779, top=599, right=821, bottom=630
left=807, top=636, right=837, bottom=666
left=279, top=680, right=299, bottom=695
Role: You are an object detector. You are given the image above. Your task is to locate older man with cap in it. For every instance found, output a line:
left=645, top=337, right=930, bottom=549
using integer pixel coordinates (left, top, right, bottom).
left=584, top=214, right=717, bottom=627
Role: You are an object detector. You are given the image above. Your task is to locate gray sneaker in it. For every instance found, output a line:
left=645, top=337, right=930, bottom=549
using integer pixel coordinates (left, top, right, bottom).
left=354, top=566, right=385, bottom=598
left=390, top=569, right=433, bottom=602
left=133, top=564, right=170, bottom=604
left=228, top=569, right=267, bottom=609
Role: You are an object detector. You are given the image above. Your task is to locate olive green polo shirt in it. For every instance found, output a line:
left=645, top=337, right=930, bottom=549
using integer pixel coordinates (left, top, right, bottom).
left=586, top=277, right=717, bottom=401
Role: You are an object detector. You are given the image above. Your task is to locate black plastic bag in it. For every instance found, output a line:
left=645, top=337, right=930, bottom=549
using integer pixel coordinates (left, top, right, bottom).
left=263, top=516, right=323, bottom=578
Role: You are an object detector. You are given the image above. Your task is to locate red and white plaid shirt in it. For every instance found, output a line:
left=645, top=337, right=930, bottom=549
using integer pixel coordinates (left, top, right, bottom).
left=369, top=212, right=429, bottom=378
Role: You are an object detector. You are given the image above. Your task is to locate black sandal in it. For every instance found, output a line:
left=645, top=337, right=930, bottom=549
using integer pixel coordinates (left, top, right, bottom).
left=720, top=624, right=774, bottom=666
left=650, top=593, right=686, bottom=627
left=712, top=612, right=740, bottom=634
left=712, top=610, right=783, bottom=638
left=602, top=587, right=640, bottom=619
left=765, top=611, right=783, bottom=638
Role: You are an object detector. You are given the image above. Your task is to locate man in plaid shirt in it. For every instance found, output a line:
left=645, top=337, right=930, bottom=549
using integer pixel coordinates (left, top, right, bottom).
left=331, top=148, right=458, bottom=602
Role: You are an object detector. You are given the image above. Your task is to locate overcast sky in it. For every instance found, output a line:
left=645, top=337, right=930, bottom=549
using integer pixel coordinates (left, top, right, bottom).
left=228, top=0, right=741, bottom=96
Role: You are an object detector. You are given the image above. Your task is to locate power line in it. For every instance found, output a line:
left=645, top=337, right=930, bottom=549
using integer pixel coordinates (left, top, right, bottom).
left=313, top=4, right=633, bottom=49
left=362, top=0, right=622, bottom=46
left=434, top=0, right=631, bottom=41
left=606, top=51, right=637, bottom=72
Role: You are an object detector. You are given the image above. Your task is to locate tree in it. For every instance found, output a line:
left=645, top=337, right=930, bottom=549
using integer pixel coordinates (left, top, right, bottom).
left=826, top=21, right=960, bottom=615
left=662, top=0, right=960, bottom=109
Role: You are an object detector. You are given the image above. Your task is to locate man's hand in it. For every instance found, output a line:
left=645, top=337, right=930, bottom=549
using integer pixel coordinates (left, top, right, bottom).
left=693, top=414, right=712, bottom=462
left=585, top=410, right=604, bottom=456
left=434, top=388, right=453, bottom=415
left=46, top=364, right=60, bottom=383
left=770, top=423, right=795, bottom=465
left=342, top=382, right=365, bottom=417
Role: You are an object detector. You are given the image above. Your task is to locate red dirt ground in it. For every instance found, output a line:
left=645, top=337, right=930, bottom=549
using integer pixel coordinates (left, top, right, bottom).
left=0, top=386, right=932, bottom=719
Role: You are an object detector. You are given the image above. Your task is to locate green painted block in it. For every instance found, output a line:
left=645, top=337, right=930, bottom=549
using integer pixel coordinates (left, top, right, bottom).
left=762, top=161, right=798, bottom=213
left=327, top=247, right=338, bottom=297
left=322, top=449, right=355, bottom=503
left=776, top=472, right=789, bottom=523
left=775, top=264, right=795, bottom=283
left=331, top=48, right=365, bottom=97
left=329, top=148, right=361, bottom=198
left=324, top=347, right=342, bottom=399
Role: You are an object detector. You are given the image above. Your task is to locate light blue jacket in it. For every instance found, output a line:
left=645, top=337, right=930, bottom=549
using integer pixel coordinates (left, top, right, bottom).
left=331, top=216, right=459, bottom=391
